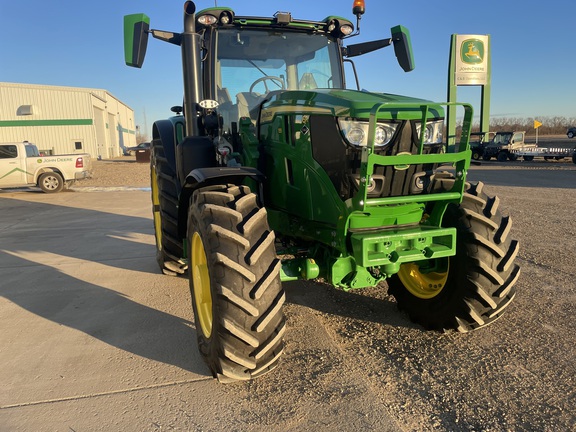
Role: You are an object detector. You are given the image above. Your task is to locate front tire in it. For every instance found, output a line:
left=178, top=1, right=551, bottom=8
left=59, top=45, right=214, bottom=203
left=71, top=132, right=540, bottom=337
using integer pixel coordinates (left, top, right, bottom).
left=387, top=181, right=520, bottom=332
left=38, top=172, right=64, bottom=193
left=188, top=184, right=285, bottom=382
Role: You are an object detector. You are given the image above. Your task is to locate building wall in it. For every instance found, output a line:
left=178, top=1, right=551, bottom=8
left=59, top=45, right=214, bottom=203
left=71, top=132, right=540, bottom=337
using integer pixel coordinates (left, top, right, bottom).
left=0, top=82, right=136, bottom=158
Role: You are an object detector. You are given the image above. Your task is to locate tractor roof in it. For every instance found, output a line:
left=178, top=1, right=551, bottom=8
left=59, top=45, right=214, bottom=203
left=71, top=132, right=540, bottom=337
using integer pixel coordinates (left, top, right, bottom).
left=196, top=7, right=354, bottom=37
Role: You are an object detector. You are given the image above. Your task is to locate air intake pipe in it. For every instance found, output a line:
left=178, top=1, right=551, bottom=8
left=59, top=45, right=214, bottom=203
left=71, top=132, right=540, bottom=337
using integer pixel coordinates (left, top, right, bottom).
left=182, top=1, right=203, bottom=136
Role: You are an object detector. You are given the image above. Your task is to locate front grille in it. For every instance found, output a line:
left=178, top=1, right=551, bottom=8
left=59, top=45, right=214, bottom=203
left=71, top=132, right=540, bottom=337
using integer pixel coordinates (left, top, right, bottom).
left=310, top=116, right=442, bottom=201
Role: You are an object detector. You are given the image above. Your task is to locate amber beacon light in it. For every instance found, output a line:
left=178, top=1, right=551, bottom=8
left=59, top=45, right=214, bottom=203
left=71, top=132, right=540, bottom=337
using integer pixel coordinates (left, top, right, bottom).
left=352, top=0, right=366, bottom=16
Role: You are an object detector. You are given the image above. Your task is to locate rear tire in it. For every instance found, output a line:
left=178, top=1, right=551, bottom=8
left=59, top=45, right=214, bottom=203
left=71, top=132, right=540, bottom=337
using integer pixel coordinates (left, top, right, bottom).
left=497, top=152, right=508, bottom=162
left=388, top=180, right=520, bottom=332
left=38, top=172, right=64, bottom=193
left=188, top=184, right=285, bottom=382
left=151, top=139, right=186, bottom=276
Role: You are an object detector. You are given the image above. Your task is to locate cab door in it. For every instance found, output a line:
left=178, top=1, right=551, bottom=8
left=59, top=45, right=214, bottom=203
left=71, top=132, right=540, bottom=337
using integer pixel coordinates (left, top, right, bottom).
left=511, top=132, right=524, bottom=144
left=0, top=144, right=27, bottom=187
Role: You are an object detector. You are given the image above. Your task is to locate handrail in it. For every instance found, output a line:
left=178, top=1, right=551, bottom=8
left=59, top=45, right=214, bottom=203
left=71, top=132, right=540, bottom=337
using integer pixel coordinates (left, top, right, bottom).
left=353, top=101, right=474, bottom=213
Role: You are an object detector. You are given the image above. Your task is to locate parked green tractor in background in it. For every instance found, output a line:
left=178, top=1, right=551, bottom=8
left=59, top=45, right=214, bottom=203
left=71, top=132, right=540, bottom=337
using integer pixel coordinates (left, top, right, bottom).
left=124, top=0, right=520, bottom=382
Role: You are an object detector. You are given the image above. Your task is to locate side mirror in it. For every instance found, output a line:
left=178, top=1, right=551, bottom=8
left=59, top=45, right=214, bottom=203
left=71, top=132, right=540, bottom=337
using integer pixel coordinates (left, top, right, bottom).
left=124, top=13, right=150, bottom=68
left=391, top=25, right=415, bottom=72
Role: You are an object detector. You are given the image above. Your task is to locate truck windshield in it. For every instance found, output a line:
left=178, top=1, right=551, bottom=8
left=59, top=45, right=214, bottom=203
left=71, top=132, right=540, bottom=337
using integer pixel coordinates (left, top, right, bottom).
left=214, top=28, right=343, bottom=123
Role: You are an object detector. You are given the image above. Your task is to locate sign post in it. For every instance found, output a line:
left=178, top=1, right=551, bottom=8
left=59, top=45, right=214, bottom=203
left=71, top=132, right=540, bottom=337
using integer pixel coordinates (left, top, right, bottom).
left=447, top=34, right=491, bottom=148
left=534, top=119, right=542, bottom=144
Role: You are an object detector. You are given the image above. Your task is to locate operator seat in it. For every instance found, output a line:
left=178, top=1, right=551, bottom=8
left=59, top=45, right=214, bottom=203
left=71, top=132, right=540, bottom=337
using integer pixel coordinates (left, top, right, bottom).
left=236, top=92, right=267, bottom=122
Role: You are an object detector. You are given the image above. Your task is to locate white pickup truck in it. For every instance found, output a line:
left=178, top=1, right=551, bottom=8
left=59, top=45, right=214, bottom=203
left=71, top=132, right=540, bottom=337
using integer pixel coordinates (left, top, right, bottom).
left=0, top=142, right=92, bottom=193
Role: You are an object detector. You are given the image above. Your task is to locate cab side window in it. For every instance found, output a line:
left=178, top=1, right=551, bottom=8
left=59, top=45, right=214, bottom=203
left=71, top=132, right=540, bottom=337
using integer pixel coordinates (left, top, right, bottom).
left=0, top=145, right=18, bottom=159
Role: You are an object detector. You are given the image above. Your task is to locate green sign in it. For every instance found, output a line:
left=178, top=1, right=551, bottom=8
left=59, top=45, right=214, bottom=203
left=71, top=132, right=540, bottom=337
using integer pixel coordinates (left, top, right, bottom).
left=454, top=34, right=489, bottom=86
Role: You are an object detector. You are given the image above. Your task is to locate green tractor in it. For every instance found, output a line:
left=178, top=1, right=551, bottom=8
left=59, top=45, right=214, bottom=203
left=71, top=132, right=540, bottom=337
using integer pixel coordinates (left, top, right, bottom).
left=124, top=1, right=520, bottom=382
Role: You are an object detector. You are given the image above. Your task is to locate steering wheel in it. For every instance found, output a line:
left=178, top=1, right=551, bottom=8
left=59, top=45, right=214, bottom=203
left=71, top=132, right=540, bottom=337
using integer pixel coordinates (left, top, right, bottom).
left=249, top=76, right=284, bottom=94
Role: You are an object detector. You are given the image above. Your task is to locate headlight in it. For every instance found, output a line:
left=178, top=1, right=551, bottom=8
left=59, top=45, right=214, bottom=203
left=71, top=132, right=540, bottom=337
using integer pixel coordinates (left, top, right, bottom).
left=338, top=119, right=397, bottom=147
left=415, top=120, right=444, bottom=144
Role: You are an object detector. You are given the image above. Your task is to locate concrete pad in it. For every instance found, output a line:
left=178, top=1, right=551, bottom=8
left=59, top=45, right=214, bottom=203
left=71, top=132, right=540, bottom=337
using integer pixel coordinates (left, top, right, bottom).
left=0, top=190, right=206, bottom=405
left=0, top=189, right=401, bottom=431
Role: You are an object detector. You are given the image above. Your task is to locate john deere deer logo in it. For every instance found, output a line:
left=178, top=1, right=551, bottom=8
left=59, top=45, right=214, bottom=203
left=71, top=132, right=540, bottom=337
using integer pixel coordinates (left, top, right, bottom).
left=461, top=39, right=484, bottom=64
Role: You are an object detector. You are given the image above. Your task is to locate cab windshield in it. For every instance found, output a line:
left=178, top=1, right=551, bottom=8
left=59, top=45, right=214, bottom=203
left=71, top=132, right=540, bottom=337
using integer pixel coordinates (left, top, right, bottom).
left=213, top=28, right=343, bottom=129
left=493, top=133, right=512, bottom=145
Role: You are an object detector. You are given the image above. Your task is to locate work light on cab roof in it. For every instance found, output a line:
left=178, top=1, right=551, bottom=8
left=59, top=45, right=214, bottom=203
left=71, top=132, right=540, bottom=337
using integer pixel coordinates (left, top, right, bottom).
left=196, top=8, right=234, bottom=27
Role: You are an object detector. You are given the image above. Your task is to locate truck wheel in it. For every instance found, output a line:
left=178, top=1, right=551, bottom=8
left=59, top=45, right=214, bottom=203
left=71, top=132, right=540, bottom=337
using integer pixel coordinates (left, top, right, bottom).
left=497, top=152, right=508, bottom=162
left=150, top=139, right=186, bottom=276
left=568, top=131, right=574, bottom=139
left=188, top=184, right=285, bottom=382
left=471, top=150, right=481, bottom=160
left=387, top=180, right=520, bottom=333
left=38, top=172, right=64, bottom=193
left=523, top=155, right=534, bottom=161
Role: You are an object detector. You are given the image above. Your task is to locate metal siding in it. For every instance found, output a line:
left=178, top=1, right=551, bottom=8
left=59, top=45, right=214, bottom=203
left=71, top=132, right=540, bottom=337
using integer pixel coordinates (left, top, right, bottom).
left=0, top=82, right=135, bottom=158
left=107, top=112, right=118, bottom=158
left=93, top=106, right=108, bottom=158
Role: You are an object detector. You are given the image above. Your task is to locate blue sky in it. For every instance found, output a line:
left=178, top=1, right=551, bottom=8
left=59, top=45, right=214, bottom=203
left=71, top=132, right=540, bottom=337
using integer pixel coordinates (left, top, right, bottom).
left=1, top=0, right=574, bottom=134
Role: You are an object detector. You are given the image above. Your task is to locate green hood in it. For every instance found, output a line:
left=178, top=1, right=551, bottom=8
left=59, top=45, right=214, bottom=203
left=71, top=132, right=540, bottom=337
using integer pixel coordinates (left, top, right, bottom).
left=262, top=88, right=444, bottom=121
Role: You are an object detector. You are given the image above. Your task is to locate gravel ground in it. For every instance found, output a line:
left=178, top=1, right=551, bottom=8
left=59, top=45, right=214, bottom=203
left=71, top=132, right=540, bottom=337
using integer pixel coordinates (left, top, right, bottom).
left=71, top=155, right=576, bottom=431
left=76, top=156, right=151, bottom=188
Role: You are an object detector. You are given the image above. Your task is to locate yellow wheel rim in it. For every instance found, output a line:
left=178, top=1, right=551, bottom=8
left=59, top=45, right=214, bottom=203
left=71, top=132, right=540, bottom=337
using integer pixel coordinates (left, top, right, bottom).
left=397, top=261, right=449, bottom=300
left=191, top=232, right=213, bottom=338
left=151, top=167, right=162, bottom=248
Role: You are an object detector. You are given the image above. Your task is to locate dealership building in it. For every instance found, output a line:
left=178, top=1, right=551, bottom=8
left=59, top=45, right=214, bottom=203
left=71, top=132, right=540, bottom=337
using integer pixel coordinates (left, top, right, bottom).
left=0, top=82, right=137, bottom=159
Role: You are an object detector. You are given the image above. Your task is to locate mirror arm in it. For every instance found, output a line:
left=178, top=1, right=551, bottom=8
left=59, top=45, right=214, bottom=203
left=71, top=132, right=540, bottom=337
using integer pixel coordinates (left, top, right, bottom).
left=343, top=38, right=392, bottom=58
left=150, top=30, right=182, bottom=46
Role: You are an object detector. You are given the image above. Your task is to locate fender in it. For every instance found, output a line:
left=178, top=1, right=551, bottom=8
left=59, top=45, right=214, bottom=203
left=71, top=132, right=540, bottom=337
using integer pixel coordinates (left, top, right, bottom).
left=177, top=166, right=265, bottom=238
left=184, top=166, right=264, bottom=190
left=151, top=117, right=184, bottom=183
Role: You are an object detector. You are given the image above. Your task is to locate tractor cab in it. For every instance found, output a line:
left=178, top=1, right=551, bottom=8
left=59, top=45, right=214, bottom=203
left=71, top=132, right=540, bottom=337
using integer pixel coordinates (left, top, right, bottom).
left=124, top=2, right=414, bottom=144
